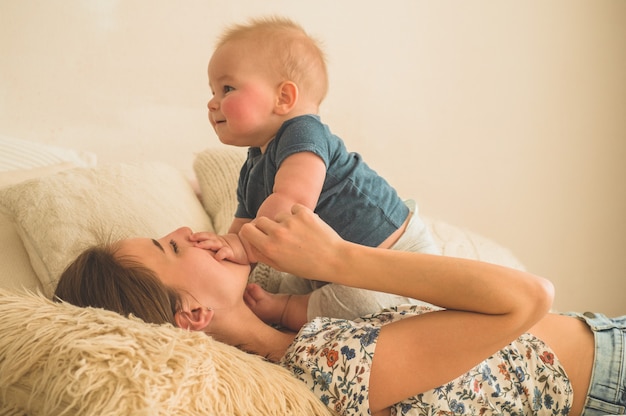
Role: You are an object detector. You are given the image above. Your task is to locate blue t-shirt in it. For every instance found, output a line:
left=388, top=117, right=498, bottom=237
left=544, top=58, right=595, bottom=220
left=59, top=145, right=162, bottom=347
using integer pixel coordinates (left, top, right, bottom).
left=235, top=114, right=409, bottom=247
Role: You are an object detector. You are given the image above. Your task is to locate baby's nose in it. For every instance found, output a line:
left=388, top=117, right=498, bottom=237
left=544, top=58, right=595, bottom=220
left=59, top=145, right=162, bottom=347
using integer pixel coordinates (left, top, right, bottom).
left=207, top=97, right=218, bottom=111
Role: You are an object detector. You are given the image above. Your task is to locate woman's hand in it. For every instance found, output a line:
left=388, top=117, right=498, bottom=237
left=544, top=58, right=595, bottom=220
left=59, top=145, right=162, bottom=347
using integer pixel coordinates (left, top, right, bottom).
left=240, top=204, right=344, bottom=280
left=190, top=231, right=250, bottom=265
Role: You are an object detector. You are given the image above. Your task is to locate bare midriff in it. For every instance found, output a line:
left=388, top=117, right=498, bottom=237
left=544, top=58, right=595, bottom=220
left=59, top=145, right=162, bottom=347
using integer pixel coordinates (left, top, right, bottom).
left=529, top=314, right=594, bottom=415
left=378, top=212, right=412, bottom=249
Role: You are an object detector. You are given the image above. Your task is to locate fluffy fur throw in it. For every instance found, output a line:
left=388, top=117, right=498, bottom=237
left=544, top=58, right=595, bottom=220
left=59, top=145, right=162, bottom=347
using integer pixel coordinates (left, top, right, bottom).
left=0, top=289, right=334, bottom=415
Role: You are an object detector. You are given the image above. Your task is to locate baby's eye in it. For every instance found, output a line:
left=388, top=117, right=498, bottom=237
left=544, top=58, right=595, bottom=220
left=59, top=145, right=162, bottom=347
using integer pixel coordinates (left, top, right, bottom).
left=223, top=85, right=235, bottom=94
left=169, top=239, right=179, bottom=253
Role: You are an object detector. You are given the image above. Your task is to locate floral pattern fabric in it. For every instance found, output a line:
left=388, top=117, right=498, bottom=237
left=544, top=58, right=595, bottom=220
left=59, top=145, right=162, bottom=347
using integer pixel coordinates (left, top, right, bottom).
left=280, top=305, right=573, bottom=416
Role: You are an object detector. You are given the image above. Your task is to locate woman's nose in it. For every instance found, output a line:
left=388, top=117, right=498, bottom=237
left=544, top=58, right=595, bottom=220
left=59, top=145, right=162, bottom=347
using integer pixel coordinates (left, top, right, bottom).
left=171, top=226, right=193, bottom=241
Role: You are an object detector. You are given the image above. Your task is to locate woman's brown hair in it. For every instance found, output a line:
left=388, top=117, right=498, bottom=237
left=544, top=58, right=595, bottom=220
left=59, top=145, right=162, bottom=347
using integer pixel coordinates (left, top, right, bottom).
left=54, top=243, right=182, bottom=326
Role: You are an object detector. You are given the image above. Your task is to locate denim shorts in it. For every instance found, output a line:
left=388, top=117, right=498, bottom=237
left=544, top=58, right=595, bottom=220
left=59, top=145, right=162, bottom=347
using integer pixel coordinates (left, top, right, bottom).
left=566, top=311, right=626, bottom=416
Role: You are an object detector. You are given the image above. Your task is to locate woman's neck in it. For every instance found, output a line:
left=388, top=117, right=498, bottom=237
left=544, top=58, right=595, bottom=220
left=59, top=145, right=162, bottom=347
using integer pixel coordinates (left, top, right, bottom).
left=207, top=306, right=296, bottom=362
left=239, top=324, right=296, bottom=362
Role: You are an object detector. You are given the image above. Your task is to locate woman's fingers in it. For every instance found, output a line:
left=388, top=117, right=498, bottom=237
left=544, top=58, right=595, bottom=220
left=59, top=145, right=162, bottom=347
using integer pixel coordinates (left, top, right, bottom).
left=240, top=222, right=281, bottom=268
left=241, top=204, right=342, bottom=279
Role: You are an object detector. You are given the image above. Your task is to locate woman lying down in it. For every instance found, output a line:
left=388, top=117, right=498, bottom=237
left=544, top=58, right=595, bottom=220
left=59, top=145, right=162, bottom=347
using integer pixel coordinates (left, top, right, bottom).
left=55, top=204, right=624, bottom=416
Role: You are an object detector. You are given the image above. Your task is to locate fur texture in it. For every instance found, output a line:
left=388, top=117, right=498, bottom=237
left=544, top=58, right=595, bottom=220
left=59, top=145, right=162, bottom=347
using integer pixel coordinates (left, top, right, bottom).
left=0, top=289, right=334, bottom=415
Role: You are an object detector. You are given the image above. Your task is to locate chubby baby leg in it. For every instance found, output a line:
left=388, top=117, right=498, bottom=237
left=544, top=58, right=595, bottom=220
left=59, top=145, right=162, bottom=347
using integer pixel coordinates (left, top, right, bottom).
left=244, top=283, right=309, bottom=331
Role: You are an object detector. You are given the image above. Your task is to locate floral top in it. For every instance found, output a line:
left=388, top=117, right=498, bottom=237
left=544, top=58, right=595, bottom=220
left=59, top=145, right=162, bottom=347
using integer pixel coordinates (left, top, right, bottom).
left=279, top=305, right=573, bottom=416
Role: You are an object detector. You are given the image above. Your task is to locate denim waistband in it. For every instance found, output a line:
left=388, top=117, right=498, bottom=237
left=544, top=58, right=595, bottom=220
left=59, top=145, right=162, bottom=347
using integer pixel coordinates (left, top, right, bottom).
left=566, top=311, right=626, bottom=416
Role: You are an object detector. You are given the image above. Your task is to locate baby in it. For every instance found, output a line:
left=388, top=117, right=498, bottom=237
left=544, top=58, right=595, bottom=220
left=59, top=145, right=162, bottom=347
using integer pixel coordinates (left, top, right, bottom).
left=195, top=16, right=439, bottom=331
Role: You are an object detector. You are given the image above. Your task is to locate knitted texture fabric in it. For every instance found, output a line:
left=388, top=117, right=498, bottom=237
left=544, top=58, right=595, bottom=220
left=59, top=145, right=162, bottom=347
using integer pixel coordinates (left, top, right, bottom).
left=193, top=147, right=243, bottom=235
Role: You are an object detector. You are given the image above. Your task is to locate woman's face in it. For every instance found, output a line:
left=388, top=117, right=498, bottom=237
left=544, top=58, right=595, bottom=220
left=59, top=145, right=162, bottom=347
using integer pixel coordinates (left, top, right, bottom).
left=117, top=227, right=251, bottom=311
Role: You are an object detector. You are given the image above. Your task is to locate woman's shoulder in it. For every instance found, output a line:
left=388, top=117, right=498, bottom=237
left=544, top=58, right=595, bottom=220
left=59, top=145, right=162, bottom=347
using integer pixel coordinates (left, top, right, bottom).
left=278, top=314, right=381, bottom=414
left=278, top=305, right=439, bottom=414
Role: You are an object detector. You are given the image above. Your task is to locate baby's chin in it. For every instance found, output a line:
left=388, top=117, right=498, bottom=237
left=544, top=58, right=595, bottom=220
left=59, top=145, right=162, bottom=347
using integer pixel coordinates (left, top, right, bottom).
left=218, top=138, right=250, bottom=149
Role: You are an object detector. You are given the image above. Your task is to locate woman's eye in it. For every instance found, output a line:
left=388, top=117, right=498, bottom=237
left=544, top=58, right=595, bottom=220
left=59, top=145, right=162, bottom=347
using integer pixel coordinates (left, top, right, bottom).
left=169, top=239, right=179, bottom=253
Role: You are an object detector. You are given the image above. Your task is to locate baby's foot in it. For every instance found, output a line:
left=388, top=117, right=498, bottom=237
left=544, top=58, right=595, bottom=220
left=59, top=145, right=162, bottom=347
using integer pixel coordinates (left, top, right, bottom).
left=244, top=283, right=290, bottom=325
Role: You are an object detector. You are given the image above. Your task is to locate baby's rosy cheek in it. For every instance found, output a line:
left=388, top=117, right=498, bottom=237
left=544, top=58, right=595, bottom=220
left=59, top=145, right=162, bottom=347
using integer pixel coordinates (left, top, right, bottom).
left=222, top=99, right=248, bottom=118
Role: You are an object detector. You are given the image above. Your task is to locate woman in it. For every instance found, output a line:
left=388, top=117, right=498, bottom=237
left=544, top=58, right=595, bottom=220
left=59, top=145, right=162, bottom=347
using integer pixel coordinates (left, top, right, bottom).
left=55, top=204, right=621, bottom=415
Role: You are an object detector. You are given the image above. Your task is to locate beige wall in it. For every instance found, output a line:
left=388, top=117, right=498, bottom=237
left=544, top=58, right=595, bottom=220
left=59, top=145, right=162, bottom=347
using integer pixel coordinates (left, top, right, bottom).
left=2, top=1, right=625, bottom=315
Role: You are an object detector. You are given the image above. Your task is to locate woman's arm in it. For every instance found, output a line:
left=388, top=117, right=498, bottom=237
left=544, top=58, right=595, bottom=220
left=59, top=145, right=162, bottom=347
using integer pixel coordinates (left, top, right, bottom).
left=241, top=204, right=554, bottom=413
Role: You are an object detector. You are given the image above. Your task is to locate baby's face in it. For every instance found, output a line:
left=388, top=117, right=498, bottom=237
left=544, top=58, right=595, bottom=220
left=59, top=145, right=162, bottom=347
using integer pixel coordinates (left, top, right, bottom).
left=207, top=41, right=282, bottom=149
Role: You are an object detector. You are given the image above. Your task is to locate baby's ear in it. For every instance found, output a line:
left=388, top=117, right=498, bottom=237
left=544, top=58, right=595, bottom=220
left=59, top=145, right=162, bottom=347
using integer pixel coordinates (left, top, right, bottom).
left=175, top=307, right=214, bottom=331
left=275, top=81, right=298, bottom=114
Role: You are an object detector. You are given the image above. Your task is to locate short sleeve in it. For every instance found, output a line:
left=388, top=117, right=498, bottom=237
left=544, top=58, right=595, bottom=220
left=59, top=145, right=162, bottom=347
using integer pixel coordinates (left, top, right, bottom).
left=273, top=115, right=332, bottom=169
left=280, top=317, right=380, bottom=415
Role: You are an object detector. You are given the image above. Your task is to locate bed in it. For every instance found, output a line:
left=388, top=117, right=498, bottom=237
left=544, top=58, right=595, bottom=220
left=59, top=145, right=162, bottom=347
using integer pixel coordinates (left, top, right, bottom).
left=0, top=135, right=525, bottom=415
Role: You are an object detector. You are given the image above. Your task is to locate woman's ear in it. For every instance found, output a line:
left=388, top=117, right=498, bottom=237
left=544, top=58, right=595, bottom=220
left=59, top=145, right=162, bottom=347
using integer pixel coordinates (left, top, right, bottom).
left=175, top=307, right=214, bottom=331
left=274, top=81, right=298, bottom=115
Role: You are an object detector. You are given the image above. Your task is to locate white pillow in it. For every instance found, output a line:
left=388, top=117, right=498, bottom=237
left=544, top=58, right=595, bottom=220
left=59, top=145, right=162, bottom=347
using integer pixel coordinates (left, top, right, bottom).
left=425, top=217, right=526, bottom=271
left=0, top=136, right=97, bottom=294
left=0, top=162, right=213, bottom=297
left=0, top=163, right=86, bottom=294
left=0, top=288, right=333, bottom=415
left=0, top=134, right=96, bottom=172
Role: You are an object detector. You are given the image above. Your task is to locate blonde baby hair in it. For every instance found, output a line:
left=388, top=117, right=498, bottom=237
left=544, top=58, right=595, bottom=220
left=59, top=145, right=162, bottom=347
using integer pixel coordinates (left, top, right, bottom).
left=216, top=16, right=329, bottom=106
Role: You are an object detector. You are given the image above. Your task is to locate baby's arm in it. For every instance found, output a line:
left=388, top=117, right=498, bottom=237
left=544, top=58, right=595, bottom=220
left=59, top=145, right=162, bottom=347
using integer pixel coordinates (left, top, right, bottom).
left=237, top=151, right=324, bottom=327
left=234, top=152, right=325, bottom=263
left=228, top=217, right=251, bottom=234
left=256, top=152, right=326, bottom=220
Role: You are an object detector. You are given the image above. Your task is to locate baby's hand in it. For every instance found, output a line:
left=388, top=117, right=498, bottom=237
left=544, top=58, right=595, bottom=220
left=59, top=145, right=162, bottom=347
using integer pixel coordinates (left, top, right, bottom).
left=190, top=232, right=250, bottom=265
